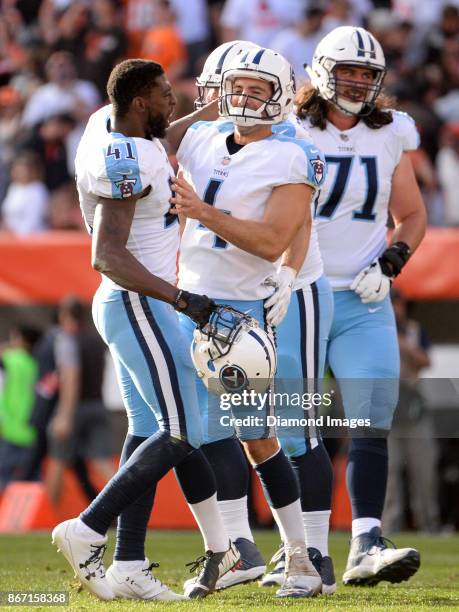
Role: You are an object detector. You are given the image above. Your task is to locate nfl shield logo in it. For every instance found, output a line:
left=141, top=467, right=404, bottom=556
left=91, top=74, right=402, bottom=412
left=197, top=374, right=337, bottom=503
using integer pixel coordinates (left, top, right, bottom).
left=310, top=157, right=325, bottom=185
left=221, top=156, right=231, bottom=166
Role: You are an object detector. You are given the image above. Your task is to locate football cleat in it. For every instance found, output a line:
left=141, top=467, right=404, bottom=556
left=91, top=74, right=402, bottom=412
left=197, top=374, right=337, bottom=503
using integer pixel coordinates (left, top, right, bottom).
left=52, top=518, right=114, bottom=600
left=184, top=541, right=241, bottom=598
left=106, top=558, right=186, bottom=601
left=307, top=547, right=336, bottom=595
left=342, top=527, right=421, bottom=586
left=184, top=537, right=265, bottom=591
left=260, top=542, right=285, bottom=587
left=276, top=542, right=322, bottom=598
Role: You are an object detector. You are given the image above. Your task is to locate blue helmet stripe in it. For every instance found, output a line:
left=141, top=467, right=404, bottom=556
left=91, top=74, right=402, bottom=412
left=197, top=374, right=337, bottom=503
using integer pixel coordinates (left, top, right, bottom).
left=368, top=34, right=376, bottom=59
left=356, top=30, right=366, bottom=57
left=216, top=43, right=237, bottom=74
left=252, top=48, right=266, bottom=65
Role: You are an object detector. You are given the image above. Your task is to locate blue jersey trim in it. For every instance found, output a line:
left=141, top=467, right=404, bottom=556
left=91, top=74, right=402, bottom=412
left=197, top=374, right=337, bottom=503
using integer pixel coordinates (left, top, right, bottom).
left=104, top=137, right=142, bottom=199
left=267, top=133, right=327, bottom=187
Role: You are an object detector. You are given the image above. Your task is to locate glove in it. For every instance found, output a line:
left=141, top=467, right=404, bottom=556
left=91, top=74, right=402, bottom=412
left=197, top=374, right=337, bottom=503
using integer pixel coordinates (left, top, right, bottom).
left=351, top=242, right=411, bottom=304
left=350, top=260, right=391, bottom=304
left=264, top=266, right=296, bottom=327
left=173, top=290, right=216, bottom=328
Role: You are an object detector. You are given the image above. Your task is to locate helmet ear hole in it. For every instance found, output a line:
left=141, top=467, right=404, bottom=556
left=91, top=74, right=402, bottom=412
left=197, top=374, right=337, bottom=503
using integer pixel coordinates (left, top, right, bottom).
left=207, top=360, right=216, bottom=372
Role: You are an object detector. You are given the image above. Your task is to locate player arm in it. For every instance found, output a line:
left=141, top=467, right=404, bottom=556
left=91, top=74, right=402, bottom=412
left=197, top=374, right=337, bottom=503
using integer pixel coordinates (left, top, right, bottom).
left=280, top=218, right=311, bottom=273
left=92, top=193, right=180, bottom=303
left=388, top=152, right=427, bottom=254
left=171, top=174, right=312, bottom=262
left=166, top=100, right=219, bottom=154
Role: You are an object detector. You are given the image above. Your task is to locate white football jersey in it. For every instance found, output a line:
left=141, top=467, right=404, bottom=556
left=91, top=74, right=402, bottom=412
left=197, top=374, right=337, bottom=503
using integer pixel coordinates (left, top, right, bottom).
left=177, top=120, right=325, bottom=300
left=298, top=111, right=420, bottom=289
left=273, top=117, right=324, bottom=289
left=75, top=105, right=179, bottom=291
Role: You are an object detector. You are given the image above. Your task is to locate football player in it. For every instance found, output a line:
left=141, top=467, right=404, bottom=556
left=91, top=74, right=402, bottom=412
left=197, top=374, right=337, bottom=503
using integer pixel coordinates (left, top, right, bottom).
left=51, top=59, right=242, bottom=601
left=171, top=47, right=326, bottom=598
left=265, top=26, right=426, bottom=587
left=175, top=41, right=336, bottom=596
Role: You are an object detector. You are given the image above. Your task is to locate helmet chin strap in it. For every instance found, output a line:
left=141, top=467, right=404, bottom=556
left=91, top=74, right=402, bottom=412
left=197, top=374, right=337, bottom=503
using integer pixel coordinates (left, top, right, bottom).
left=334, top=96, right=365, bottom=116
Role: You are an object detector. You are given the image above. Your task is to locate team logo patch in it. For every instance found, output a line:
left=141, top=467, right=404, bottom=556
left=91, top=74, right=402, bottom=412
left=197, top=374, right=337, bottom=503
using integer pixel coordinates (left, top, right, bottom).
left=220, top=365, right=247, bottom=392
left=115, top=174, right=137, bottom=198
left=310, top=157, right=325, bottom=185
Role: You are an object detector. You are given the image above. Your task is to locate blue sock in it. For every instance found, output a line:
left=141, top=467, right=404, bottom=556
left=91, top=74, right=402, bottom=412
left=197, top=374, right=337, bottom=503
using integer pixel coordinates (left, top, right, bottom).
left=203, top=438, right=249, bottom=501
left=81, top=430, right=192, bottom=535
left=346, top=437, right=388, bottom=519
left=174, top=448, right=217, bottom=504
left=255, top=449, right=299, bottom=509
left=114, top=434, right=156, bottom=561
left=290, top=441, right=333, bottom=511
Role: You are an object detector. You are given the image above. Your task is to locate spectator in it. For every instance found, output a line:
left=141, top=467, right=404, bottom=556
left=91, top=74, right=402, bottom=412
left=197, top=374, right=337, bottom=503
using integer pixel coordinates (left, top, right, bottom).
left=322, top=0, right=371, bottom=30
left=270, top=5, right=328, bottom=85
left=0, top=324, right=41, bottom=490
left=0, top=85, right=23, bottom=168
left=437, top=123, right=459, bottom=225
left=45, top=296, right=115, bottom=505
left=21, top=50, right=100, bottom=129
left=220, top=0, right=304, bottom=48
left=383, top=290, right=440, bottom=533
left=18, top=113, right=75, bottom=191
left=79, top=0, right=128, bottom=98
left=1, top=151, right=48, bottom=235
left=140, top=0, right=187, bottom=82
left=170, top=0, right=210, bottom=76
left=47, top=182, right=85, bottom=231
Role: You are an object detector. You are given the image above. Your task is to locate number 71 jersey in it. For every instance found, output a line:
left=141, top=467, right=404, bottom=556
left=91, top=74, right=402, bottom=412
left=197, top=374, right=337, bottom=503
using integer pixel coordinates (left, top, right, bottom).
left=300, top=111, right=419, bottom=289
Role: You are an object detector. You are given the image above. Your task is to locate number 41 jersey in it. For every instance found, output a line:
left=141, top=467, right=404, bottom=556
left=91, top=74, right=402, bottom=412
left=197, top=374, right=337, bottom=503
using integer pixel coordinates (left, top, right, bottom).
left=177, top=120, right=325, bottom=301
left=75, top=105, right=179, bottom=290
left=299, top=111, right=419, bottom=289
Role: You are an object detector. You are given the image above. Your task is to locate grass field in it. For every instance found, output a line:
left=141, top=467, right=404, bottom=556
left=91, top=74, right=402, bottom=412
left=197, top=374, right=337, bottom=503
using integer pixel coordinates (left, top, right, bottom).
left=1, top=531, right=458, bottom=610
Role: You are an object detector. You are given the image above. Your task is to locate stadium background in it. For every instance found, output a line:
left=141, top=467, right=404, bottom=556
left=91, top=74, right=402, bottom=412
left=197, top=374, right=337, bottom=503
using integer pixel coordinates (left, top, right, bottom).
left=0, top=0, right=458, bottom=539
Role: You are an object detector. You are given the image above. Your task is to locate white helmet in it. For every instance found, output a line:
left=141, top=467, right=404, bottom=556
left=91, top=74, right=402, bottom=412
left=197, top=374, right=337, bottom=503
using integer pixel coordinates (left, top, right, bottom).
left=219, top=47, right=296, bottom=126
left=306, top=26, right=386, bottom=116
left=195, top=40, right=257, bottom=109
left=191, top=305, right=277, bottom=396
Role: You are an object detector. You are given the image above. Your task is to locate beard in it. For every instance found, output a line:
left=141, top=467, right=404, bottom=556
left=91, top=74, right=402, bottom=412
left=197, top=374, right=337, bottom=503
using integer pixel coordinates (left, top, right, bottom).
left=145, top=110, right=168, bottom=139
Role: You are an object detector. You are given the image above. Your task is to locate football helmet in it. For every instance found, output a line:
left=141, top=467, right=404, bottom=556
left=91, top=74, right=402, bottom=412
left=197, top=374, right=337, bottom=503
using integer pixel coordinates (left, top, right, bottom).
left=194, top=40, right=257, bottom=109
left=191, top=305, right=277, bottom=395
left=306, top=26, right=386, bottom=116
left=219, top=47, right=296, bottom=126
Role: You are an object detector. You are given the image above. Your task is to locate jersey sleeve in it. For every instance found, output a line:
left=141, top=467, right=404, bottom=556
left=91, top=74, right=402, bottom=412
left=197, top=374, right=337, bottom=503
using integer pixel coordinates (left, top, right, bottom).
left=391, top=111, right=420, bottom=151
left=176, top=121, right=213, bottom=169
left=287, top=140, right=327, bottom=190
left=86, top=138, right=154, bottom=200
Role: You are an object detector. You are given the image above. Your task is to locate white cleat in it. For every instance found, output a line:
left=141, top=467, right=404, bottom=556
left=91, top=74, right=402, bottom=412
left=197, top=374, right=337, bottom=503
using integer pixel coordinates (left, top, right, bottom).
left=342, top=527, right=420, bottom=586
left=52, top=518, right=114, bottom=600
left=184, top=541, right=241, bottom=599
left=276, top=542, right=322, bottom=598
left=106, top=558, right=186, bottom=601
left=184, top=537, right=265, bottom=591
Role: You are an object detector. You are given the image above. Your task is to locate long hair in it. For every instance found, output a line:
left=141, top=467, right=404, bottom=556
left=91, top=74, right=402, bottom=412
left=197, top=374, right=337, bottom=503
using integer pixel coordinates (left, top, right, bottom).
left=295, top=84, right=396, bottom=130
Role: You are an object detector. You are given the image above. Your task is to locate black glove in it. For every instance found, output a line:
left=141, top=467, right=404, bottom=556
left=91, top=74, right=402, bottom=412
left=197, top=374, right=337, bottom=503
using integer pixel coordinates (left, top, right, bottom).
left=172, top=290, right=216, bottom=328
left=379, top=241, right=411, bottom=278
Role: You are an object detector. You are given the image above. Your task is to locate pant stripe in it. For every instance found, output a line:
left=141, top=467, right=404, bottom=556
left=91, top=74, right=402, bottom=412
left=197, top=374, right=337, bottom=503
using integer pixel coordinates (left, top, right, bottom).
left=122, top=291, right=182, bottom=440
left=139, top=295, right=188, bottom=441
left=262, top=303, right=276, bottom=439
left=297, top=287, right=319, bottom=449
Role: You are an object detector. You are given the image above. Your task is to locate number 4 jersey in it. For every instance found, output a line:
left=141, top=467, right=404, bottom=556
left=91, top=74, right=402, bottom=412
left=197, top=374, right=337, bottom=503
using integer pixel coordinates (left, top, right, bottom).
left=299, top=111, right=420, bottom=289
left=177, top=120, right=326, bottom=300
left=75, top=105, right=179, bottom=290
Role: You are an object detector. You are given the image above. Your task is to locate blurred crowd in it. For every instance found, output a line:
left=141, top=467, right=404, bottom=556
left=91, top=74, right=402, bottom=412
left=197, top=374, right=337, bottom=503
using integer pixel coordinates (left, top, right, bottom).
left=0, top=0, right=459, bottom=233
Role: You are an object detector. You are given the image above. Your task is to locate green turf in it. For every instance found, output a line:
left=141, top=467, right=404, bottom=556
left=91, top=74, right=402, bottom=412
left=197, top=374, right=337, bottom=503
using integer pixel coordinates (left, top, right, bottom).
left=0, top=531, right=458, bottom=610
